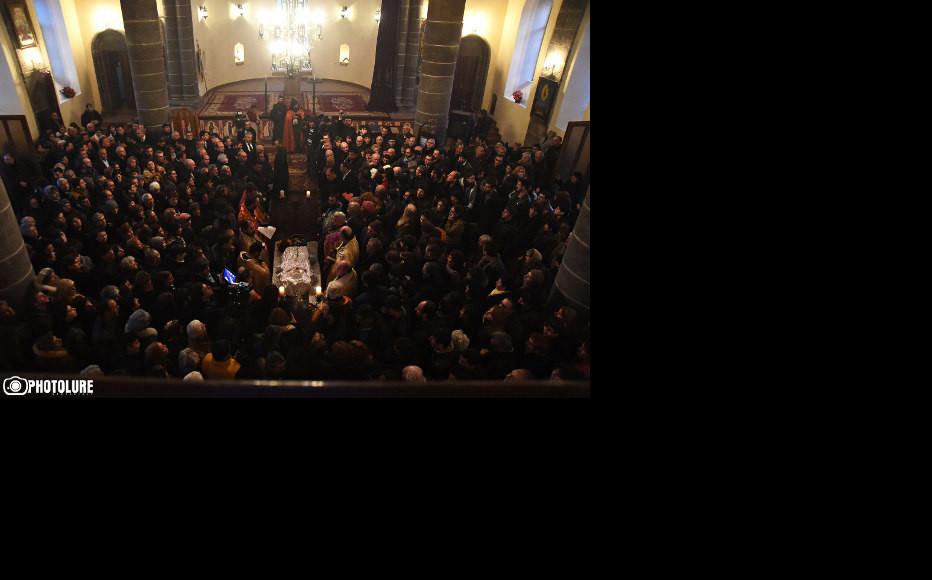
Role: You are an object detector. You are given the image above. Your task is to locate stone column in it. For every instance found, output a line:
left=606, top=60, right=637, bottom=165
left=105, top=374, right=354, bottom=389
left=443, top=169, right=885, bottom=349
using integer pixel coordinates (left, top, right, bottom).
left=162, top=1, right=200, bottom=106
left=550, top=188, right=589, bottom=312
left=368, top=0, right=400, bottom=112
left=175, top=0, right=200, bottom=102
left=394, top=0, right=422, bottom=110
left=120, top=0, right=171, bottom=131
left=414, top=0, right=466, bottom=143
left=0, top=180, right=35, bottom=309
left=163, top=0, right=182, bottom=102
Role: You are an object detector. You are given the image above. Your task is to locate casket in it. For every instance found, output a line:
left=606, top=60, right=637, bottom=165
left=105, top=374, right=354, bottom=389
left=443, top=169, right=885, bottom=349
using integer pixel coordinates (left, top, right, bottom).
left=272, top=241, right=321, bottom=301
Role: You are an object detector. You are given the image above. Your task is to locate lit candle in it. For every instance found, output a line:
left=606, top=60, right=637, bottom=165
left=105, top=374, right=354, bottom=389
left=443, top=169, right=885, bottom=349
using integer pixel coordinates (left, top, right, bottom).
left=279, top=286, right=286, bottom=297
left=306, top=190, right=311, bottom=198
left=315, top=285, right=322, bottom=295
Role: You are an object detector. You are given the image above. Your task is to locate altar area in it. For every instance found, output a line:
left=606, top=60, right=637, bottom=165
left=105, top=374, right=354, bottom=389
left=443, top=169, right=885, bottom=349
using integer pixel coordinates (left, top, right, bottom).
left=263, top=148, right=322, bottom=304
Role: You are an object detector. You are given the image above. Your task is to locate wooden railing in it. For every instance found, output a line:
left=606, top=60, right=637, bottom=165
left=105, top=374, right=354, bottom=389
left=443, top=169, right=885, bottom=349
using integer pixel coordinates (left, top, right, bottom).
left=8, top=374, right=590, bottom=398
left=0, top=115, right=33, bottom=155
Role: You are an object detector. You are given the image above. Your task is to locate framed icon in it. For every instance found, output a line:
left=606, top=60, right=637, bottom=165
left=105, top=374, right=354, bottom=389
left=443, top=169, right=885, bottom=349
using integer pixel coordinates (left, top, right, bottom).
left=3, top=2, right=37, bottom=49
left=531, top=77, right=559, bottom=121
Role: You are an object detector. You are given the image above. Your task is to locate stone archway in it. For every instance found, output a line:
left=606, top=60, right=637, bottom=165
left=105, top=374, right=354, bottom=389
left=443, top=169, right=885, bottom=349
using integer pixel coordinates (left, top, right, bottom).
left=450, top=35, right=491, bottom=113
left=91, top=29, right=135, bottom=113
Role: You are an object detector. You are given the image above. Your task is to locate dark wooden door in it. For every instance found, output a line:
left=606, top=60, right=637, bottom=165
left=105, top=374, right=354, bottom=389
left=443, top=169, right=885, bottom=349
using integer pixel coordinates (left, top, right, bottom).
left=449, top=35, right=490, bottom=113
left=451, top=56, right=480, bottom=111
left=92, top=30, right=136, bottom=113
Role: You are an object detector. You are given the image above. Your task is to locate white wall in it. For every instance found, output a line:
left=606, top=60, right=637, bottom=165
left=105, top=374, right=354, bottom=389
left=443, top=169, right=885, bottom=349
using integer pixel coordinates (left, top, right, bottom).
left=0, top=41, right=26, bottom=115
left=193, top=0, right=382, bottom=92
left=551, top=1, right=588, bottom=135
left=488, top=0, right=565, bottom=145
left=0, top=0, right=97, bottom=135
left=461, top=0, right=508, bottom=113
left=55, top=0, right=97, bottom=126
left=483, top=0, right=591, bottom=145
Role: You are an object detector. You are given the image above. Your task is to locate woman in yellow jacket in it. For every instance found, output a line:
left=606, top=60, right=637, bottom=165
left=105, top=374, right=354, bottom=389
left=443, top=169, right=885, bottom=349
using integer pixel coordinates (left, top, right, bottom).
left=200, top=339, right=241, bottom=380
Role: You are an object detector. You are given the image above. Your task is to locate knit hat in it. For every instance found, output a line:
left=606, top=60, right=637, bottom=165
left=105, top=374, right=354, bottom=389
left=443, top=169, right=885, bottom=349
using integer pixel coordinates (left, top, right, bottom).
left=186, top=319, right=207, bottom=341
left=124, top=309, right=156, bottom=338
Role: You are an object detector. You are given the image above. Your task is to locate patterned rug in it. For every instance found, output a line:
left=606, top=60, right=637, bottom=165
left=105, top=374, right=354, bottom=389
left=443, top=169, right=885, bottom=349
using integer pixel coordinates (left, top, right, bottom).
left=315, top=93, right=369, bottom=113
left=199, top=92, right=268, bottom=116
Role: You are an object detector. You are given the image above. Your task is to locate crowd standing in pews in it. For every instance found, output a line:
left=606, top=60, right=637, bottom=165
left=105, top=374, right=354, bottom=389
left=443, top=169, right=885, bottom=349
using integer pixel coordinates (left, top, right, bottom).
left=0, top=102, right=588, bottom=382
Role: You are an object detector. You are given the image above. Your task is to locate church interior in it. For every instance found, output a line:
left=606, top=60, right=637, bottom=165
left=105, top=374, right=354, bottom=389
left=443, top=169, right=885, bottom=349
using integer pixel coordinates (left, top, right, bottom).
left=0, top=0, right=590, bottom=397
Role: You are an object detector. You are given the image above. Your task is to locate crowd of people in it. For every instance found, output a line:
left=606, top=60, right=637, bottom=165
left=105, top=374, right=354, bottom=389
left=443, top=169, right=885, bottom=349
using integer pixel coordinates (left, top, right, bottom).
left=0, top=100, right=590, bottom=383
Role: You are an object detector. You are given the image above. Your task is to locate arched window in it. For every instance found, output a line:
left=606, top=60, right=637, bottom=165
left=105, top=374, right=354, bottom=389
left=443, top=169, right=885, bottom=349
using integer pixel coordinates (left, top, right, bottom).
left=504, top=0, right=553, bottom=105
left=33, top=0, right=80, bottom=101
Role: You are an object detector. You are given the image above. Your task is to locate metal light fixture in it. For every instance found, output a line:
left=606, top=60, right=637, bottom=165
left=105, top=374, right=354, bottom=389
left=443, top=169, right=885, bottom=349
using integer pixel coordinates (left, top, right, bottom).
left=340, top=6, right=348, bottom=19
left=235, top=3, right=245, bottom=18
left=258, top=23, right=264, bottom=38
left=198, top=4, right=208, bottom=20
left=375, top=9, right=381, bottom=23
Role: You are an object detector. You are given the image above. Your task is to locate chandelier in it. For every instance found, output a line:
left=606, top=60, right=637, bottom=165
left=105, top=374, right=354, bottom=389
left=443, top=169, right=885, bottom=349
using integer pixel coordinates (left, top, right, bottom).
left=260, top=0, right=314, bottom=76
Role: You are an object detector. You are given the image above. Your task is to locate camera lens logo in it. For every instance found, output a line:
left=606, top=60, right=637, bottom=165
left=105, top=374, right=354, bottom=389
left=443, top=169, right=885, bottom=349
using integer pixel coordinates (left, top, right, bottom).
left=3, top=376, right=29, bottom=396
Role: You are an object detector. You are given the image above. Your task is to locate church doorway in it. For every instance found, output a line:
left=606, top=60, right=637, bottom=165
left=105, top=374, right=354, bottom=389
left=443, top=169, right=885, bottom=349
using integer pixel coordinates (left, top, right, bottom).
left=25, top=71, right=60, bottom=134
left=450, top=35, right=490, bottom=113
left=91, top=29, right=135, bottom=114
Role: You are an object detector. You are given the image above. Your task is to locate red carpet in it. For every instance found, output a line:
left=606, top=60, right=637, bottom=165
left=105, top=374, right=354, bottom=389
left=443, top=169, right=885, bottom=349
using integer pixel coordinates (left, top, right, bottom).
left=200, top=93, right=267, bottom=116
left=315, top=94, right=368, bottom=113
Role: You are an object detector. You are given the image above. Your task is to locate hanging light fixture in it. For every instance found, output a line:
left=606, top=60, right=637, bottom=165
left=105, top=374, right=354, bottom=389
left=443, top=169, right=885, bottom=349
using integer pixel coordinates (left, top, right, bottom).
left=261, top=0, right=313, bottom=75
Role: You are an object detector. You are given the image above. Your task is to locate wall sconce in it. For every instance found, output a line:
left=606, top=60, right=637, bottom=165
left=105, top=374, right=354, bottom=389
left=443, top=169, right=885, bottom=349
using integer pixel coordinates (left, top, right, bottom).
left=375, top=9, right=381, bottom=23
left=542, top=52, right=564, bottom=80
left=258, top=23, right=264, bottom=38
left=316, top=25, right=322, bottom=40
left=234, top=43, right=245, bottom=65
left=339, top=43, right=350, bottom=64
left=235, top=3, right=245, bottom=18
left=198, top=4, right=208, bottom=20
left=340, top=6, right=348, bottom=19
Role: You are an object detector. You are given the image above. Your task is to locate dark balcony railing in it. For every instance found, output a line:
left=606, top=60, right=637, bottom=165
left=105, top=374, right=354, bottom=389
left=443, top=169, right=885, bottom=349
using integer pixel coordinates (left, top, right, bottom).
left=8, top=374, right=590, bottom=398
